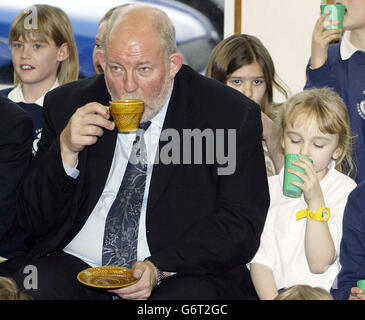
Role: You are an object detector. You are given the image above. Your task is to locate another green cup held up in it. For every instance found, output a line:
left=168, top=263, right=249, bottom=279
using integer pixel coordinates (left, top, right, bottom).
left=283, top=153, right=313, bottom=198
left=320, top=3, right=346, bottom=31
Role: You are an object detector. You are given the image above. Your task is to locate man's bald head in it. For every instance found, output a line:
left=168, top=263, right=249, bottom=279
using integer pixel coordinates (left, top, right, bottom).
left=102, top=4, right=177, bottom=58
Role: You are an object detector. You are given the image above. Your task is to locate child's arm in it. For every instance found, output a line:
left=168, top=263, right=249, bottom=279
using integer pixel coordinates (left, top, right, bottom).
left=290, top=156, right=336, bottom=273
left=310, top=12, right=343, bottom=69
left=304, top=219, right=336, bottom=273
left=250, top=263, right=278, bottom=300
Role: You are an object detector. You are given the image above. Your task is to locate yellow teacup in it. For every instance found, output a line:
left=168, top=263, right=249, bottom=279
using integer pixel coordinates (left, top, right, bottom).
left=108, top=100, right=144, bottom=132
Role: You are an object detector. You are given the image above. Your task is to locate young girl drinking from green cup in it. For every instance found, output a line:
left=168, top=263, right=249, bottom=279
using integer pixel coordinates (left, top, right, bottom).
left=248, top=87, right=356, bottom=299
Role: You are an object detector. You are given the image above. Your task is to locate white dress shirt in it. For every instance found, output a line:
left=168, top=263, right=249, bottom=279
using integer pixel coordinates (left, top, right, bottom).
left=248, top=161, right=357, bottom=291
left=63, top=91, right=171, bottom=267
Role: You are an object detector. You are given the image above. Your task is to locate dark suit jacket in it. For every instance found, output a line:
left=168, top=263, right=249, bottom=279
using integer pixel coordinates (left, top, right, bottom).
left=18, top=65, right=270, bottom=298
left=0, top=95, right=33, bottom=255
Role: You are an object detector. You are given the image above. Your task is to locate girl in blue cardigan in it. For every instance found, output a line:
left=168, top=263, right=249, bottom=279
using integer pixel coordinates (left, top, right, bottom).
left=305, top=0, right=365, bottom=184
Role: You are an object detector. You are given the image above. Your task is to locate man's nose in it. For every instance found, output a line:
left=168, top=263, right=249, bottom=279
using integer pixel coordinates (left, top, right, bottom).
left=124, top=73, right=138, bottom=93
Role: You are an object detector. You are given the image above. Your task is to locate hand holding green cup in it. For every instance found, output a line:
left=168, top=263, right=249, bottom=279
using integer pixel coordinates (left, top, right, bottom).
left=283, top=153, right=313, bottom=198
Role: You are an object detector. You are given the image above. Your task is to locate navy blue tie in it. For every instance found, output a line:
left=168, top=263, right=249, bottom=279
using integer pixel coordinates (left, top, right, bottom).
left=102, top=121, right=151, bottom=267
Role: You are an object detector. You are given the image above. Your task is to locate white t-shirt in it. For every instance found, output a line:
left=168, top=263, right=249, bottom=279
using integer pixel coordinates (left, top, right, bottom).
left=248, top=161, right=356, bottom=291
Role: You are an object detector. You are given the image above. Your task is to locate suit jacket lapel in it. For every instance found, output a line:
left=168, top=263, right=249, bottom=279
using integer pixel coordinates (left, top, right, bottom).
left=147, top=67, right=191, bottom=212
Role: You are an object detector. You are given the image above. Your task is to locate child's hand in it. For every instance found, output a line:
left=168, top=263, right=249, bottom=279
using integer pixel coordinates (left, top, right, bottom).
left=349, top=287, right=365, bottom=300
left=288, top=156, right=325, bottom=211
left=310, top=12, right=343, bottom=69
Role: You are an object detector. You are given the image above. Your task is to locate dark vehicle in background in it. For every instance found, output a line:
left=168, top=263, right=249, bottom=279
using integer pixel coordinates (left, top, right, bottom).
left=0, top=0, right=223, bottom=86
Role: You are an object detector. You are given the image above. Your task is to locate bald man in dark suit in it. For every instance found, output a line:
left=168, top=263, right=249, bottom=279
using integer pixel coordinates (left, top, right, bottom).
left=2, top=4, right=269, bottom=300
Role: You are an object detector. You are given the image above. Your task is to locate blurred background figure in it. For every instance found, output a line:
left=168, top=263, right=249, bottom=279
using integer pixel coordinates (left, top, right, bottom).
left=93, top=6, right=119, bottom=74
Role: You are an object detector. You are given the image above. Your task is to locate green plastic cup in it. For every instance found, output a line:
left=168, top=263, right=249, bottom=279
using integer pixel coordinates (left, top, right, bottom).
left=320, top=4, right=345, bottom=31
left=357, top=280, right=365, bottom=291
left=283, top=154, right=313, bottom=198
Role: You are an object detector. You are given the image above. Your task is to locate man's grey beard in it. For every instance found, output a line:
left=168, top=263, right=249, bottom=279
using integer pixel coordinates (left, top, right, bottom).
left=105, top=74, right=173, bottom=123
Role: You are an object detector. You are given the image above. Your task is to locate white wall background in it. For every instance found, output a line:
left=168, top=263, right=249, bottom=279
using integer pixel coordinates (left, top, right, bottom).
left=225, top=0, right=322, bottom=101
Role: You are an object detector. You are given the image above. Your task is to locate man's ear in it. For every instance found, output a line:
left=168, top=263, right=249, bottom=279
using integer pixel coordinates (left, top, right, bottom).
left=95, top=50, right=106, bottom=71
left=168, top=53, right=183, bottom=80
left=57, top=43, right=70, bottom=62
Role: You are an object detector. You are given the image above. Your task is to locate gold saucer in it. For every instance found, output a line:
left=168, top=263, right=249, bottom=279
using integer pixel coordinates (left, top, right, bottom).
left=77, top=266, right=137, bottom=289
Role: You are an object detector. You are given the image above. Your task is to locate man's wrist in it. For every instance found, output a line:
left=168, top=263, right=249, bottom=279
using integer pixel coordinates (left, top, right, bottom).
left=60, top=145, right=79, bottom=168
left=144, top=260, right=168, bottom=286
left=60, top=133, right=79, bottom=168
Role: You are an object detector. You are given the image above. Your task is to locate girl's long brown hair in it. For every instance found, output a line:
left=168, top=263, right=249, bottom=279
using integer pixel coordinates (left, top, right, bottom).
left=206, top=34, right=289, bottom=119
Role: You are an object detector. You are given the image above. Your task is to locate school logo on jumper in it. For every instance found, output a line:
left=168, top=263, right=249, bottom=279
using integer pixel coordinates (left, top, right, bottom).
left=33, top=128, right=42, bottom=155
left=357, top=100, right=365, bottom=120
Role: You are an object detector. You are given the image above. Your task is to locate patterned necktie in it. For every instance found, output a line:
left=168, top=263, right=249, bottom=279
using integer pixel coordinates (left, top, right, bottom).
left=102, top=121, right=151, bottom=267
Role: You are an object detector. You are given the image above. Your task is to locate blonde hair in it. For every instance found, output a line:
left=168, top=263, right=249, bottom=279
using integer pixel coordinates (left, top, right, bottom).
left=0, top=277, right=30, bottom=300
left=278, top=87, right=355, bottom=176
left=205, top=34, right=289, bottom=119
left=9, top=4, right=79, bottom=85
left=274, top=285, right=333, bottom=300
